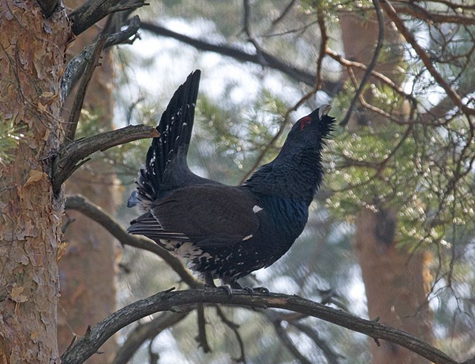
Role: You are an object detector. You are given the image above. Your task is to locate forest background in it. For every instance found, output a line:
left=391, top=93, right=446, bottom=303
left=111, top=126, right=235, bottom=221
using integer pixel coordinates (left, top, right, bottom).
left=0, top=1, right=474, bottom=364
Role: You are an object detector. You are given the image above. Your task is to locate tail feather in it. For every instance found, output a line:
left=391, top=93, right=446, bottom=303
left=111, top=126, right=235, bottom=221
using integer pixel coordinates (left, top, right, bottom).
left=131, top=70, right=201, bottom=211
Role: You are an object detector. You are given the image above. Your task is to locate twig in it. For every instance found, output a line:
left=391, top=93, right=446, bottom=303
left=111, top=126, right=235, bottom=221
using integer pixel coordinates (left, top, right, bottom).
left=64, top=35, right=107, bottom=144
left=112, top=311, right=190, bottom=364
left=140, top=22, right=340, bottom=94
left=242, top=0, right=266, bottom=63
left=289, top=321, right=342, bottom=364
left=270, top=0, right=297, bottom=29
left=238, top=9, right=329, bottom=184
left=340, top=0, right=385, bottom=126
left=61, top=16, right=141, bottom=102
left=59, top=288, right=458, bottom=364
left=238, top=82, right=325, bottom=184
left=196, top=304, right=211, bottom=352
left=64, top=194, right=201, bottom=288
left=381, top=0, right=475, bottom=116
left=53, top=125, right=159, bottom=193
left=315, top=8, right=328, bottom=91
left=393, top=2, right=475, bottom=25
left=272, top=319, right=313, bottom=364
left=215, top=306, right=246, bottom=363
left=325, top=48, right=416, bottom=104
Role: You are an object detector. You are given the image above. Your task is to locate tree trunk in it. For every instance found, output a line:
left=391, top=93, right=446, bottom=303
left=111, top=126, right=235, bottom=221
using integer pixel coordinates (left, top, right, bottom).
left=340, top=13, right=434, bottom=364
left=57, top=3, right=119, bottom=361
left=354, top=209, right=433, bottom=364
left=0, top=1, right=69, bottom=362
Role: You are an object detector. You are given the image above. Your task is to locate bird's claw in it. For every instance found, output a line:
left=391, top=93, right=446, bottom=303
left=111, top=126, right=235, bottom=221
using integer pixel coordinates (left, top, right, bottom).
left=218, top=285, right=234, bottom=297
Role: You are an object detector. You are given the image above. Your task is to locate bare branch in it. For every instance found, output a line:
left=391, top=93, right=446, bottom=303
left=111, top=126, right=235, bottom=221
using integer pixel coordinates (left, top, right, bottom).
left=272, top=319, right=313, bottom=364
left=238, top=9, right=330, bottom=183
left=37, top=0, right=58, bottom=18
left=215, top=306, right=246, bottom=363
left=196, top=304, right=211, bottom=353
left=325, top=48, right=416, bottom=104
left=65, top=35, right=107, bottom=144
left=69, top=0, right=145, bottom=36
left=61, top=16, right=141, bottom=102
left=239, top=85, right=327, bottom=184
left=60, top=288, right=458, bottom=364
left=394, top=2, right=475, bottom=25
left=64, top=194, right=201, bottom=288
left=112, top=311, right=190, bottom=364
left=270, top=0, right=297, bottom=29
left=315, top=8, right=328, bottom=91
left=140, top=22, right=340, bottom=94
left=340, top=0, right=385, bottom=126
left=52, top=125, right=159, bottom=193
left=289, top=321, right=342, bottom=364
left=381, top=0, right=475, bottom=116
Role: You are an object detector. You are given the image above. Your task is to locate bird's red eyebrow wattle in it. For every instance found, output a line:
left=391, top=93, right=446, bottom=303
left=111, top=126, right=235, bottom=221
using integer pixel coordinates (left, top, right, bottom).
left=299, top=116, right=311, bottom=130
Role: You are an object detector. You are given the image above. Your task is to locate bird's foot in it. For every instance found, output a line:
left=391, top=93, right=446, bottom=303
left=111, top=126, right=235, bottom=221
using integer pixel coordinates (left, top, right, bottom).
left=242, top=287, right=254, bottom=295
left=218, top=285, right=234, bottom=297
left=252, top=286, right=270, bottom=295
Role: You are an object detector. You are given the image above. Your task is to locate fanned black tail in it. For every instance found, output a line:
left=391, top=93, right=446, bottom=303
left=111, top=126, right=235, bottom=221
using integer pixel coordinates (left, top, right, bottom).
left=128, top=70, right=201, bottom=211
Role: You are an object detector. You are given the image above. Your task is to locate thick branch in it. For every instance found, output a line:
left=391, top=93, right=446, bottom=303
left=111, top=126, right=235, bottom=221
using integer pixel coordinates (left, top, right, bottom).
left=52, top=125, right=158, bottom=194
left=112, top=311, right=190, bottom=364
left=64, top=194, right=200, bottom=288
left=61, top=16, right=141, bottom=102
left=69, top=0, right=144, bottom=36
left=37, top=0, right=58, bottom=18
left=60, top=289, right=458, bottom=364
left=140, top=22, right=340, bottom=95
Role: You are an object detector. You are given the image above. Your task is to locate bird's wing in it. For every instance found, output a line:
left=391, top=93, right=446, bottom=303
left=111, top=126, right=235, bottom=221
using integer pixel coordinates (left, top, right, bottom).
left=128, top=184, right=265, bottom=247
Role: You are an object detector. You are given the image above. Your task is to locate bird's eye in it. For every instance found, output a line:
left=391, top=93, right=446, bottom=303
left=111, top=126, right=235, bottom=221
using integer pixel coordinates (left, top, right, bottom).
left=299, top=117, right=312, bottom=131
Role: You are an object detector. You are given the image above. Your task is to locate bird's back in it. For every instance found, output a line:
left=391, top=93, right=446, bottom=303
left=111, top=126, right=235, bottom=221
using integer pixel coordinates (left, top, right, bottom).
left=128, top=70, right=334, bottom=287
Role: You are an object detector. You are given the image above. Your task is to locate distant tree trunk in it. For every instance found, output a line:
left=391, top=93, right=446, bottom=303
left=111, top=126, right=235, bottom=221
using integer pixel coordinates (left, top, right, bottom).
left=340, top=13, right=434, bottom=364
left=57, top=2, right=119, bottom=361
left=0, top=2, right=69, bottom=362
left=354, top=209, right=433, bottom=364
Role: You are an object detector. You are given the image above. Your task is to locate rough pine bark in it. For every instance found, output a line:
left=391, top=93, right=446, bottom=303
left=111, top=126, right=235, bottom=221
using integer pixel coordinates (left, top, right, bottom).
left=0, top=1, right=70, bottom=362
left=355, top=209, right=433, bottom=364
left=57, top=4, right=119, bottom=360
left=340, top=13, right=434, bottom=364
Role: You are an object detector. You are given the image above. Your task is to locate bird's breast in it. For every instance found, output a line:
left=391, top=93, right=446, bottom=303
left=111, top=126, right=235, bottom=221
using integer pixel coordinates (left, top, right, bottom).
left=259, top=196, right=309, bottom=242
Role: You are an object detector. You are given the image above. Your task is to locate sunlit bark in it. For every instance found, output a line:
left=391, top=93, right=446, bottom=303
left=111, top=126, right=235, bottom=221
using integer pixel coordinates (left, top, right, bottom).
left=0, top=1, right=70, bottom=362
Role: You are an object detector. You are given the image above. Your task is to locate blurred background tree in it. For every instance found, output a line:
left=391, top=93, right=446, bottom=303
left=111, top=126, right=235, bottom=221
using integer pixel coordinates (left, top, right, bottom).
left=62, top=0, right=475, bottom=363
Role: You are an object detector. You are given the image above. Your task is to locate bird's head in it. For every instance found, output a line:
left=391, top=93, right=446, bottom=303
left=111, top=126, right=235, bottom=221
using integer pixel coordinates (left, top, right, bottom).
left=284, top=105, right=334, bottom=150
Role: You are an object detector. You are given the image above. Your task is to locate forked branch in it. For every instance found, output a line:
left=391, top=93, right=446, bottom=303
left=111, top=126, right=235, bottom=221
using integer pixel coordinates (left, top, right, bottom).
left=60, top=288, right=458, bottom=364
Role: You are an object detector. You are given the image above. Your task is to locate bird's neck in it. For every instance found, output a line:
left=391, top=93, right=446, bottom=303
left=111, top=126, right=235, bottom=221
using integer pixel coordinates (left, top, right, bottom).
left=242, top=145, right=324, bottom=205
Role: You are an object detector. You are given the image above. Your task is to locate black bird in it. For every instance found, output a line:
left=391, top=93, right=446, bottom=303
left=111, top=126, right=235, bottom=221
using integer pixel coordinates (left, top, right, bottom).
left=127, top=70, right=334, bottom=289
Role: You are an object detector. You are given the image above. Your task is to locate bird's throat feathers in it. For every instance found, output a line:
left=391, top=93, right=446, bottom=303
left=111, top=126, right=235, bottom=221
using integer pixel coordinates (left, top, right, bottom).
left=243, top=144, right=325, bottom=205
